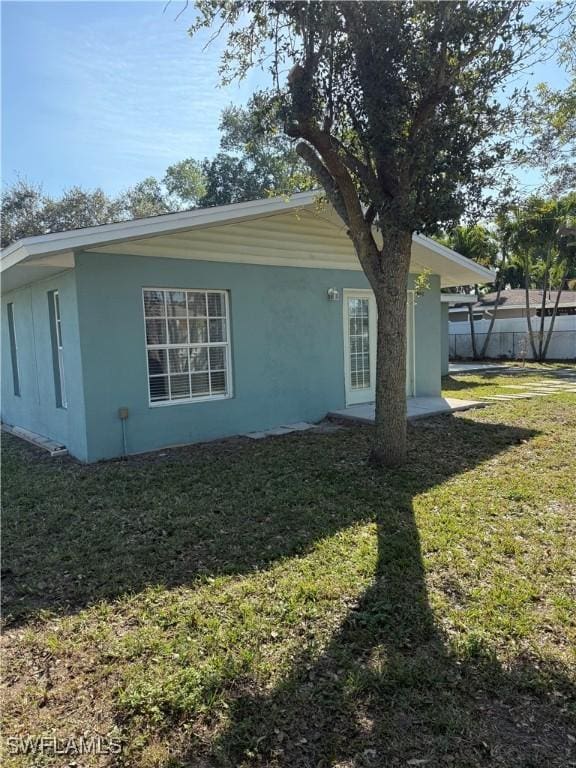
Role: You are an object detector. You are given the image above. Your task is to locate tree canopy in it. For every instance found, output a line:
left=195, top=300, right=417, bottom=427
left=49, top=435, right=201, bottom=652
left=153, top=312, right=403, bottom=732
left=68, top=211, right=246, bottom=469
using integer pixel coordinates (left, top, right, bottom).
left=192, top=1, right=568, bottom=238
left=439, top=225, right=499, bottom=270
left=1, top=98, right=313, bottom=247
left=447, top=194, right=576, bottom=360
left=499, top=193, right=576, bottom=289
left=515, top=20, right=576, bottom=195
left=1, top=181, right=126, bottom=248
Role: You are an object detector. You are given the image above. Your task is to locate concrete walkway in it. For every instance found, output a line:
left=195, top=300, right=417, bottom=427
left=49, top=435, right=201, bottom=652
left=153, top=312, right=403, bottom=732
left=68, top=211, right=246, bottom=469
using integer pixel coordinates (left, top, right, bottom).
left=329, top=396, right=486, bottom=425
left=478, top=376, right=576, bottom=401
left=449, top=362, right=513, bottom=374
left=449, top=362, right=576, bottom=376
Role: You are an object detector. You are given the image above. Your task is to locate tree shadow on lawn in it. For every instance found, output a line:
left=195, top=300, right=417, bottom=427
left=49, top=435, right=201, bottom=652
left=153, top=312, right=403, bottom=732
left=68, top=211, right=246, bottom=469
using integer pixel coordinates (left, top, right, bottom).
left=3, top=415, right=574, bottom=764
left=197, top=510, right=576, bottom=768
left=165, top=419, right=573, bottom=768
left=2, top=415, right=531, bottom=628
left=202, top=503, right=575, bottom=768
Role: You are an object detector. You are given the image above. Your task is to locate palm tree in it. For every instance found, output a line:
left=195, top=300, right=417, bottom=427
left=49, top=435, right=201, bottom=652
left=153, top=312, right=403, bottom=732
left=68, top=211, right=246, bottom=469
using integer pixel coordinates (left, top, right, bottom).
left=439, top=225, right=498, bottom=359
left=479, top=211, right=513, bottom=358
left=542, top=217, right=576, bottom=358
left=504, top=194, right=576, bottom=360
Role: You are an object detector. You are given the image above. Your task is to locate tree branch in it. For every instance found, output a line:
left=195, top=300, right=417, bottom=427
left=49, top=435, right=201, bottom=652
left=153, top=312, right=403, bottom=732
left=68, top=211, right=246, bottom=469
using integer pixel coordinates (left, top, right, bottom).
left=364, top=203, right=377, bottom=226
left=290, top=125, right=381, bottom=282
left=330, top=135, right=380, bottom=201
left=295, top=142, right=349, bottom=226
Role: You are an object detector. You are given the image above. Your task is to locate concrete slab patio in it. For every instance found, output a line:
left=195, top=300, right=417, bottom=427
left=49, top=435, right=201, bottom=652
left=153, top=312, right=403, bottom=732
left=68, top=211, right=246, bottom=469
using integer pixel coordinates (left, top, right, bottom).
left=329, top=396, right=486, bottom=425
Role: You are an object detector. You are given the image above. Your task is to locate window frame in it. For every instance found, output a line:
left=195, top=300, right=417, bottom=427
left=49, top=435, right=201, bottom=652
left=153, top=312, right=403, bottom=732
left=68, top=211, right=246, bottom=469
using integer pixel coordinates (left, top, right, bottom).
left=6, top=302, right=21, bottom=397
left=142, top=287, right=233, bottom=407
left=48, top=290, right=67, bottom=409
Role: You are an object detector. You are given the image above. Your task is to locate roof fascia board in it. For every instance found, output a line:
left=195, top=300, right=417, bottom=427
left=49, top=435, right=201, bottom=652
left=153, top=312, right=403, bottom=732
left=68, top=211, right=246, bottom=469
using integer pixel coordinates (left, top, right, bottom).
left=414, top=233, right=496, bottom=282
left=1, top=190, right=495, bottom=286
left=1, top=244, right=31, bottom=272
left=1, top=192, right=320, bottom=270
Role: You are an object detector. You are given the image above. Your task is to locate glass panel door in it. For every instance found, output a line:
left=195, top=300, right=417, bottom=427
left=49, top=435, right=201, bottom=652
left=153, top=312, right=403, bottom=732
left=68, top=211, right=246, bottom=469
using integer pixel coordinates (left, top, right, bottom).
left=344, top=290, right=415, bottom=406
left=344, top=291, right=376, bottom=405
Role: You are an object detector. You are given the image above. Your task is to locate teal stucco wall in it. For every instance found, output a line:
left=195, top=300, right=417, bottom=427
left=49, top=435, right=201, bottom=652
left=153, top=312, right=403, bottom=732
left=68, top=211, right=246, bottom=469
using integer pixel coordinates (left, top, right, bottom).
left=1, top=270, right=89, bottom=460
left=2, top=253, right=442, bottom=462
left=73, top=252, right=441, bottom=461
left=441, top=302, right=450, bottom=376
left=413, top=274, right=442, bottom=396
left=74, top=252, right=367, bottom=461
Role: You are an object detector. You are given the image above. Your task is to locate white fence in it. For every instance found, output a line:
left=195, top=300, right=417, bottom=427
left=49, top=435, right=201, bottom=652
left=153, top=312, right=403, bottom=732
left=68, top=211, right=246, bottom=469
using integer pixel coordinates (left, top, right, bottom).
left=450, top=330, right=576, bottom=361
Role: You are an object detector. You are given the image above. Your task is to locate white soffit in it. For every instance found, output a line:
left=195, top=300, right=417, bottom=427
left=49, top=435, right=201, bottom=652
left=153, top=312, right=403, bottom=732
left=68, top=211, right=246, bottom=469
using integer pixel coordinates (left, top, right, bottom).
left=1, top=192, right=495, bottom=291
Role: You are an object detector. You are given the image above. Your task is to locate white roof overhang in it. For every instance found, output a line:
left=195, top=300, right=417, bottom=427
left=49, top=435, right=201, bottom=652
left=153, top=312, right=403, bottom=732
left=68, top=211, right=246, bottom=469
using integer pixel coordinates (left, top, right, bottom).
left=1, top=191, right=495, bottom=293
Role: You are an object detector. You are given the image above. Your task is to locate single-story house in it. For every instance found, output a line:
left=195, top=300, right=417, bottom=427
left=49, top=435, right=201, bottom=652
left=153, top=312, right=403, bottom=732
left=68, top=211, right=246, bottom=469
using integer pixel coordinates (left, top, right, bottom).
left=447, top=289, right=576, bottom=361
left=448, top=289, right=576, bottom=323
left=1, top=191, right=493, bottom=462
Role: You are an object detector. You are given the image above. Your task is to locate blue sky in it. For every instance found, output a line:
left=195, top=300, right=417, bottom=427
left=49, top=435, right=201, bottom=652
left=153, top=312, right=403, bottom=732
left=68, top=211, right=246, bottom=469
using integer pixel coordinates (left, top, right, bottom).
left=1, top=0, right=268, bottom=195
left=1, top=1, right=569, bottom=198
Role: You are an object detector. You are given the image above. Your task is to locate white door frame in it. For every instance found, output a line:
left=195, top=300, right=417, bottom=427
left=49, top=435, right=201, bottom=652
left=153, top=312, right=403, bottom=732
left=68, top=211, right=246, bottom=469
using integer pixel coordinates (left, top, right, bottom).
left=343, top=289, right=377, bottom=406
left=343, top=289, right=416, bottom=406
left=406, top=290, right=416, bottom=398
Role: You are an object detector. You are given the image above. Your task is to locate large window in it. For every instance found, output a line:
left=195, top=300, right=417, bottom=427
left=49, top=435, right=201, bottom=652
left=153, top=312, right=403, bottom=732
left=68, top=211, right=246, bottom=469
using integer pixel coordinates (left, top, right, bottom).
left=6, top=302, right=20, bottom=396
left=143, top=288, right=231, bottom=405
left=48, top=290, right=67, bottom=408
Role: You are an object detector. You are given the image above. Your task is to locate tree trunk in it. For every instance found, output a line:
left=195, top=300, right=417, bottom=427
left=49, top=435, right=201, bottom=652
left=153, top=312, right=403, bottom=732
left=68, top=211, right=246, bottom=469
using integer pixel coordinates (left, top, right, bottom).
left=537, top=247, right=552, bottom=359
left=542, top=262, right=569, bottom=360
left=370, top=229, right=412, bottom=468
left=480, top=252, right=507, bottom=358
left=467, top=304, right=478, bottom=359
left=480, top=286, right=501, bottom=358
left=524, top=266, right=538, bottom=361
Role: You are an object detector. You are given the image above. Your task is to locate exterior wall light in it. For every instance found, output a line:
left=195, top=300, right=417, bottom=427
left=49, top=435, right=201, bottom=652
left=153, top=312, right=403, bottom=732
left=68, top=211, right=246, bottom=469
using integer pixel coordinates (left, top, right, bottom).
left=327, top=288, right=340, bottom=302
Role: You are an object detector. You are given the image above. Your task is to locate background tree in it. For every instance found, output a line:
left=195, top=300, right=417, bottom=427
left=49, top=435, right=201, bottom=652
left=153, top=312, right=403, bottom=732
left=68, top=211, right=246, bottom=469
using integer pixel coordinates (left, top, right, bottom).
left=200, top=96, right=315, bottom=205
left=163, top=157, right=207, bottom=206
left=121, top=177, right=172, bottom=218
left=453, top=195, right=576, bottom=363
left=439, top=225, right=498, bottom=269
left=191, top=0, right=565, bottom=465
left=219, top=95, right=315, bottom=196
left=516, top=22, right=575, bottom=196
left=477, top=211, right=515, bottom=358
left=0, top=180, right=124, bottom=247
left=439, top=224, right=499, bottom=359
left=1, top=100, right=314, bottom=244
left=1, top=180, right=46, bottom=247
left=1, top=177, right=174, bottom=246
left=200, top=152, right=261, bottom=207
left=42, top=186, right=125, bottom=232
left=497, top=193, right=576, bottom=359
left=545, top=220, right=576, bottom=357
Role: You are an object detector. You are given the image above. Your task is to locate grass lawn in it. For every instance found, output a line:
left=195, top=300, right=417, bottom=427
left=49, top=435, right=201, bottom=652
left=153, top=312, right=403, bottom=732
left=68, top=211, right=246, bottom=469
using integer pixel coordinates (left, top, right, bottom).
left=2, top=376, right=575, bottom=767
